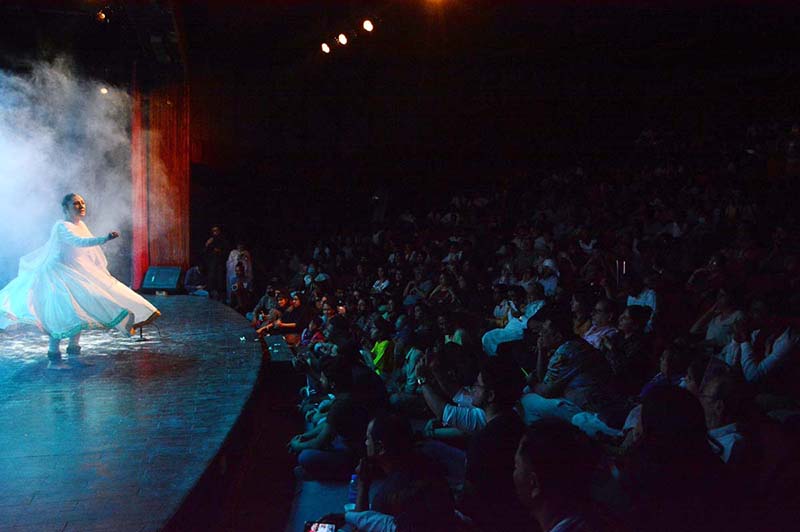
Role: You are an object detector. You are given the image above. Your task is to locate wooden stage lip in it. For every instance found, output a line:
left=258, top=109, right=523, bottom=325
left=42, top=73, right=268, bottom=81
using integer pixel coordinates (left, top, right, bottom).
left=0, top=295, right=262, bottom=532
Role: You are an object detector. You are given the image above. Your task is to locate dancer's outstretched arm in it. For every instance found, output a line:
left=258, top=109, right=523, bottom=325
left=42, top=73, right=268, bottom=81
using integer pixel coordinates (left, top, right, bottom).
left=57, top=223, right=118, bottom=247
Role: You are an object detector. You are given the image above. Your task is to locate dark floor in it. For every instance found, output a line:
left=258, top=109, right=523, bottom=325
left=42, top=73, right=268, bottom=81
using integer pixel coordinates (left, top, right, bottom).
left=0, top=295, right=263, bottom=532
left=165, top=339, right=305, bottom=532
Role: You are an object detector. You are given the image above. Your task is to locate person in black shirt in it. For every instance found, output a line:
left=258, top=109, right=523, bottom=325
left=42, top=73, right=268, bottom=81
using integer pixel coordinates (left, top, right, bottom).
left=459, top=356, right=529, bottom=532
left=288, top=355, right=370, bottom=480
left=203, top=225, right=230, bottom=300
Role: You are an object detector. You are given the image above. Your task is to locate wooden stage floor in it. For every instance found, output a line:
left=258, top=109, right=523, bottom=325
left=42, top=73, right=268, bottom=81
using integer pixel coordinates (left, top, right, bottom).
left=0, top=295, right=262, bottom=531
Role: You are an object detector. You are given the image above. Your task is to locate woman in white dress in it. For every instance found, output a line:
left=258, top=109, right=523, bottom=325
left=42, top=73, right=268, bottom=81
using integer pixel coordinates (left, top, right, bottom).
left=0, top=193, right=160, bottom=368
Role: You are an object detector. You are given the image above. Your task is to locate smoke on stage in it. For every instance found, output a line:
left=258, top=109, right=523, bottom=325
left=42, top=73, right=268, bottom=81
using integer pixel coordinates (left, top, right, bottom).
left=0, top=57, right=133, bottom=287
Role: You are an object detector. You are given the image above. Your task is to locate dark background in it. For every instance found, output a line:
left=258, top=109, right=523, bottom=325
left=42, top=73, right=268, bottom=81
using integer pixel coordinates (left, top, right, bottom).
left=1, top=1, right=799, bottom=261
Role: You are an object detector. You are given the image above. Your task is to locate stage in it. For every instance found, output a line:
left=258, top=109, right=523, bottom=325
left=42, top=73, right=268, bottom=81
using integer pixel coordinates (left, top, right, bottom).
left=0, top=295, right=263, bottom=531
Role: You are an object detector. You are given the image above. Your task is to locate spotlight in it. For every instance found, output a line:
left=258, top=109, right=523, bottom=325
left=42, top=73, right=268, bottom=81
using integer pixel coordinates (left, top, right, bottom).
left=363, top=20, right=374, bottom=32
left=99, top=87, right=109, bottom=95
left=337, top=33, right=348, bottom=45
left=321, top=43, right=331, bottom=54
left=96, top=7, right=110, bottom=23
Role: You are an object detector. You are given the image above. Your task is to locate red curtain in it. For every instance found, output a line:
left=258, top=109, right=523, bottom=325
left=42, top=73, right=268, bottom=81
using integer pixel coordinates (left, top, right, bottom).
left=131, top=69, right=190, bottom=289
left=131, top=64, right=149, bottom=289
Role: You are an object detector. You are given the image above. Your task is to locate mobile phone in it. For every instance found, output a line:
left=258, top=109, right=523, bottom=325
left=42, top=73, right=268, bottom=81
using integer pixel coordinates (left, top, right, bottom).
left=304, top=522, right=336, bottom=532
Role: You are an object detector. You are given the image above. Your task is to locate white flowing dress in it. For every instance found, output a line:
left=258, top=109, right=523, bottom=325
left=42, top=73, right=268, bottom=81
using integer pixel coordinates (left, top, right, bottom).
left=0, top=220, right=160, bottom=339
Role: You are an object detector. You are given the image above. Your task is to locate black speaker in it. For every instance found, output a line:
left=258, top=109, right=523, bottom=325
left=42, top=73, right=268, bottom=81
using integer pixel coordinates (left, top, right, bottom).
left=141, top=266, right=182, bottom=292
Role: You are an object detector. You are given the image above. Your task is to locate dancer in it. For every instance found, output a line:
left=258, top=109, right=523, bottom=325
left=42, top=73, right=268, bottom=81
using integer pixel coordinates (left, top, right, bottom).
left=0, top=193, right=160, bottom=369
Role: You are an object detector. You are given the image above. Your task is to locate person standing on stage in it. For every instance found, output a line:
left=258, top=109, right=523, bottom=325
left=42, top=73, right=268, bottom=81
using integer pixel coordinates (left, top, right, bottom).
left=0, top=193, right=160, bottom=369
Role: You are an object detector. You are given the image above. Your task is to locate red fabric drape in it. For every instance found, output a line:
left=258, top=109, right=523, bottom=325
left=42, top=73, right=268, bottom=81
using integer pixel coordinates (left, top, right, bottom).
left=148, top=83, right=190, bottom=270
left=131, top=69, right=190, bottom=289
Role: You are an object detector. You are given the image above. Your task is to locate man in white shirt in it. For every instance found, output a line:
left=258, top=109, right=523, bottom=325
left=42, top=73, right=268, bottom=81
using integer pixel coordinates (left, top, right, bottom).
left=720, top=300, right=800, bottom=400
left=482, top=285, right=546, bottom=356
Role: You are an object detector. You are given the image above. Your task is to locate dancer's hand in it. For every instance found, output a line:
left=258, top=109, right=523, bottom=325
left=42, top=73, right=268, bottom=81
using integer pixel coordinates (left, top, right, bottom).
left=108, top=231, right=120, bottom=240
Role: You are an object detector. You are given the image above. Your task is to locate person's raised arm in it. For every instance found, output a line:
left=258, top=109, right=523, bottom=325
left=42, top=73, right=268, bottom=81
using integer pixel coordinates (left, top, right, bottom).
left=415, top=357, right=450, bottom=421
left=741, top=327, right=799, bottom=382
left=690, top=302, right=719, bottom=336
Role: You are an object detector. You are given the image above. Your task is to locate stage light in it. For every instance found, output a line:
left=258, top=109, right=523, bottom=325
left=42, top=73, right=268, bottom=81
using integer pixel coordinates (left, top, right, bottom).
left=363, top=20, right=374, bottom=32
left=96, top=7, right=110, bottom=23
left=337, top=33, right=348, bottom=45
left=99, top=87, right=109, bottom=95
left=321, top=43, right=331, bottom=53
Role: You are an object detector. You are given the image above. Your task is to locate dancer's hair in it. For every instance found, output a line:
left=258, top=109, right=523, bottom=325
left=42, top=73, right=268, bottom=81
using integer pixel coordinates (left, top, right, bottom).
left=61, top=193, right=78, bottom=212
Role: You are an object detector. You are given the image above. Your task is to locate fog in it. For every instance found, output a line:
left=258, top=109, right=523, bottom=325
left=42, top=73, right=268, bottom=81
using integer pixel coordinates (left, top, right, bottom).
left=0, top=58, right=132, bottom=286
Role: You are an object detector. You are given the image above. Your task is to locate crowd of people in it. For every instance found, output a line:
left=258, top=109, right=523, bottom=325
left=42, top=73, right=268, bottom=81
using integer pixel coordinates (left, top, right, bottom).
left=198, top=121, right=800, bottom=531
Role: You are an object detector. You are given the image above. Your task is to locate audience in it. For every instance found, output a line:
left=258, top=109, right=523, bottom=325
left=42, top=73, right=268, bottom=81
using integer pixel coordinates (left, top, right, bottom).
left=205, top=119, right=800, bottom=530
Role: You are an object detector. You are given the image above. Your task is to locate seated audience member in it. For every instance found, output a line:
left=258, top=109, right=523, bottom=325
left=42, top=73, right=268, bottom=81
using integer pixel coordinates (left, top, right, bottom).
left=299, top=316, right=326, bottom=350
left=514, top=420, right=608, bottom=532
left=458, top=356, right=528, bottom=532
left=326, top=474, right=464, bottom=532
left=722, top=299, right=800, bottom=405
left=371, top=266, right=391, bottom=294
left=412, top=304, right=432, bottom=339
left=599, top=305, right=653, bottom=397
left=255, top=308, right=282, bottom=337
left=342, top=413, right=453, bottom=530
left=455, top=272, right=484, bottom=313
left=366, top=317, right=395, bottom=376
left=277, top=292, right=311, bottom=345
left=625, top=386, right=738, bottom=532
left=437, top=312, right=471, bottom=348
left=690, top=288, right=745, bottom=349
left=624, top=275, right=659, bottom=332
left=570, top=291, right=593, bottom=336
left=392, top=313, right=414, bottom=358
left=416, top=343, right=487, bottom=438
left=639, top=339, right=694, bottom=397
left=537, top=257, right=560, bottom=297
left=582, top=298, right=619, bottom=349
left=248, top=283, right=278, bottom=324
left=387, top=333, right=428, bottom=415
left=686, top=252, right=730, bottom=302
left=352, top=297, right=374, bottom=336
left=427, top=272, right=459, bottom=307
left=573, top=340, right=697, bottom=442
left=700, top=373, right=750, bottom=464
left=482, top=284, right=545, bottom=356
left=319, top=298, right=337, bottom=326
left=402, top=267, right=431, bottom=306
left=522, top=312, right=616, bottom=425
left=184, top=262, right=208, bottom=297
left=255, top=291, right=289, bottom=331
left=289, top=355, right=371, bottom=481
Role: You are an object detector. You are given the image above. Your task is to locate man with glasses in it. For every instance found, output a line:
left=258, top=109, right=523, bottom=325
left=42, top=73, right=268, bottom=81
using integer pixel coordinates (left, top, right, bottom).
left=582, top=298, right=619, bottom=349
left=458, top=357, right=528, bottom=532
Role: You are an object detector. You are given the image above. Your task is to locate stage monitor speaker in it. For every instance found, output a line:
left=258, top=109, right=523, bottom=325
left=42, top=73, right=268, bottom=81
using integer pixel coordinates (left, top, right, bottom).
left=141, top=266, right=182, bottom=293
